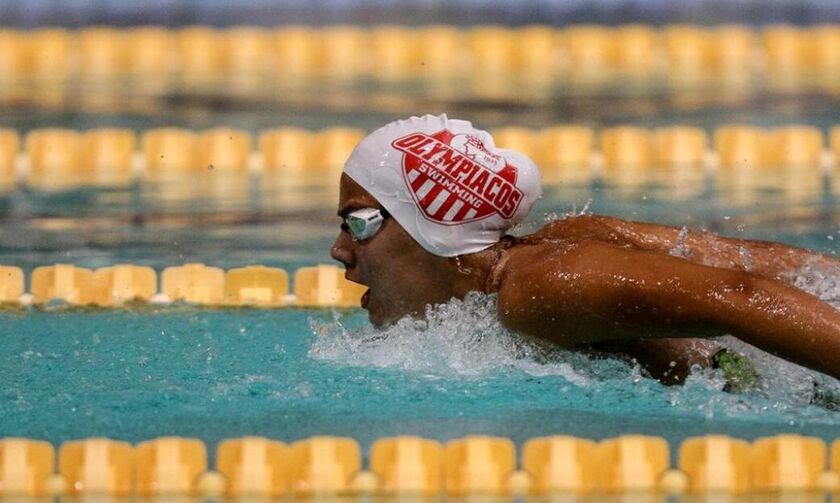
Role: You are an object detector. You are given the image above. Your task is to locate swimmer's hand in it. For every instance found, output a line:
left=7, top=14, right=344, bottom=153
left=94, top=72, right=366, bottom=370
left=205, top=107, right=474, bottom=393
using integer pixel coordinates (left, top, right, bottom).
left=495, top=240, right=840, bottom=381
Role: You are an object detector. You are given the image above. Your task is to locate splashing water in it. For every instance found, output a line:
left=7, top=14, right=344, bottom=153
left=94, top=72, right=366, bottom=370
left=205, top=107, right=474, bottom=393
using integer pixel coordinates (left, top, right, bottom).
left=309, top=292, right=632, bottom=385
left=540, top=200, right=594, bottom=225
left=787, top=258, right=840, bottom=308
left=697, top=258, right=840, bottom=412
left=308, top=263, right=840, bottom=416
left=669, top=226, right=690, bottom=258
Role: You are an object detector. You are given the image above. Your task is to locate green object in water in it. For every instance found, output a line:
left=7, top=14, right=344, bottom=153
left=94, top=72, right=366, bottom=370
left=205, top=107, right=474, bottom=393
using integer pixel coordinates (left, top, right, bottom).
left=713, top=349, right=760, bottom=393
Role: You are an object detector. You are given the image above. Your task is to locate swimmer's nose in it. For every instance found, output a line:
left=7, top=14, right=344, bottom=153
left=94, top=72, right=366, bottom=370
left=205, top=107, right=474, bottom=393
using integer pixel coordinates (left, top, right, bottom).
left=330, top=232, right=355, bottom=269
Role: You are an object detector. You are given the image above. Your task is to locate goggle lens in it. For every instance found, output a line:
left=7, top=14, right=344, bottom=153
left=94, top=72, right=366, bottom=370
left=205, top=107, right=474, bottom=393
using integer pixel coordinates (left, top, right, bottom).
left=341, top=208, right=389, bottom=241
left=347, top=216, right=371, bottom=238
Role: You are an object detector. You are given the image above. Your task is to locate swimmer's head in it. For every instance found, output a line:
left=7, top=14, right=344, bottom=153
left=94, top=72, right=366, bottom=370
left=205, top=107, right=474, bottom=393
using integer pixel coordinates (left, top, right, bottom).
left=342, top=114, right=542, bottom=257
left=331, top=114, right=542, bottom=326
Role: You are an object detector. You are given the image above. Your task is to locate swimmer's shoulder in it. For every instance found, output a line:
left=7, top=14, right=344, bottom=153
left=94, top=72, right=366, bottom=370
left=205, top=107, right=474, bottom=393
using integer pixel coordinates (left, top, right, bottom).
left=482, top=215, right=640, bottom=294
left=519, top=214, right=630, bottom=245
left=482, top=229, right=591, bottom=294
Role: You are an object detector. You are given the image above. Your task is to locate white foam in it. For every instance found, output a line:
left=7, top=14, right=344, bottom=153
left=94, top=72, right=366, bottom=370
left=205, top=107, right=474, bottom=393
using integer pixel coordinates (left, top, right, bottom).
left=308, top=292, right=630, bottom=385
left=787, top=257, right=840, bottom=309
left=721, top=258, right=840, bottom=405
left=681, top=257, right=840, bottom=412
left=307, top=257, right=840, bottom=413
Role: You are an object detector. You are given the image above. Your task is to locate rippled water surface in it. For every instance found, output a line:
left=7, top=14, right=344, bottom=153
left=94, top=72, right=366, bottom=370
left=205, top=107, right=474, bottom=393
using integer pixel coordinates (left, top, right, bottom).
left=2, top=285, right=839, bottom=450
left=1, top=98, right=840, bottom=447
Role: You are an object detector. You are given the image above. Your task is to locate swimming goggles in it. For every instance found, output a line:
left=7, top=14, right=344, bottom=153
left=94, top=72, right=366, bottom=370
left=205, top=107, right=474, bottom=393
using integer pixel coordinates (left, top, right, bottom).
left=341, top=208, right=390, bottom=241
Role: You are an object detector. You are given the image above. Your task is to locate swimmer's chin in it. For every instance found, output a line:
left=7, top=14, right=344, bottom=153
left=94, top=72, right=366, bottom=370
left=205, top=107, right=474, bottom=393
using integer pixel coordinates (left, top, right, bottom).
left=363, top=301, right=409, bottom=328
left=359, top=290, right=385, bottom=327
left=367, top=308, right=397, bottom=328
left=367, top=305, right=429, bottom=329
left=362, top=290, right=434, bottom=328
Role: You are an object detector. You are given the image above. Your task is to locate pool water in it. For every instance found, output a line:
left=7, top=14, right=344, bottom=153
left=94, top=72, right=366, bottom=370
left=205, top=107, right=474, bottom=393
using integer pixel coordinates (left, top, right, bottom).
left=2, top=296, right=839, bottom=457
left=2, top=73, right=840, bottom=452
left=2, top=177, right=838, bottom=272
left=1, top=178, right=839, bottom=453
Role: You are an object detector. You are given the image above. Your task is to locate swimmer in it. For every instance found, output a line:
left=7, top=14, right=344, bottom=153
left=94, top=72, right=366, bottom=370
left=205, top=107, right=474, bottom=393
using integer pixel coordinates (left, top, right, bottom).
left=330, top=115, right=840, bottom=383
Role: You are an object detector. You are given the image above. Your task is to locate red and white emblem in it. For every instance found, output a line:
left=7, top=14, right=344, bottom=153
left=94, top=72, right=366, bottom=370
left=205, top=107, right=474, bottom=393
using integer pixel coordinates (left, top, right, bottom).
left=390, top=130, right=524, bottom=224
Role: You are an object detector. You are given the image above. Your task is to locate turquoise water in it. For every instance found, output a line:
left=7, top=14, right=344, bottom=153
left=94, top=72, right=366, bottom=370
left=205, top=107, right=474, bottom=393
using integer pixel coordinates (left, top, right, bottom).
left=2, top=178, right=840, bottom=451
left=2, top=102, right=840, bottom=451
left=2, top=179, right=839, bottom=272
left=1, top=298, right=839, bottom=456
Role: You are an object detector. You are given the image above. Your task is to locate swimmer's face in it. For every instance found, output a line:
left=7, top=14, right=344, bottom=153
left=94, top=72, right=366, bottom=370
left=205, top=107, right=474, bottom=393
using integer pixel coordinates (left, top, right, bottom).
left=331, top=173, right=457, bottom=327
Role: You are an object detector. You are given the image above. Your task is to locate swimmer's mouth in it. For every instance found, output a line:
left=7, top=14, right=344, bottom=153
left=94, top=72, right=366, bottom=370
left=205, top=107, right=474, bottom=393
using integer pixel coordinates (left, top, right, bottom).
left=342, top=271, right=369, bottom=309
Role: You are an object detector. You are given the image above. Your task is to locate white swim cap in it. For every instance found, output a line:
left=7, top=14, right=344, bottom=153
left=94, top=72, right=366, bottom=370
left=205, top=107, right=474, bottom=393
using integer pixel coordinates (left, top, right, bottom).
left=343, top=114, right=542, bottom=257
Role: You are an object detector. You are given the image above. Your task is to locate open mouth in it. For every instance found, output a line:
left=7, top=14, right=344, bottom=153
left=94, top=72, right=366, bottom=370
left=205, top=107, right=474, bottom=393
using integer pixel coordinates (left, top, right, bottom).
left=343, top=271, right=370, bottom=309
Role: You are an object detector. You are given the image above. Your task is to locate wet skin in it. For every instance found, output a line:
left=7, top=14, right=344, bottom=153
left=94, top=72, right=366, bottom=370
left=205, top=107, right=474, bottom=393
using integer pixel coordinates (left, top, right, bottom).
left=331, top=174, right=840, bottom=382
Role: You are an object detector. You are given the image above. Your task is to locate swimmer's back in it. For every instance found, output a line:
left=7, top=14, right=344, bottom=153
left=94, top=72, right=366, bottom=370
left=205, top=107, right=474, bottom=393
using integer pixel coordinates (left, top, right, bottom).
left=515, top=215, right=636, bottom=248
left=512, top=215, right=839, bottom=281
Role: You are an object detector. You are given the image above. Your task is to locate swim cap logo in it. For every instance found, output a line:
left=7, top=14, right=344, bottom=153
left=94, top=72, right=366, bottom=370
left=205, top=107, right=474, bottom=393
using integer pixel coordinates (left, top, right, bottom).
left=391, top=130, right=523, bottom=224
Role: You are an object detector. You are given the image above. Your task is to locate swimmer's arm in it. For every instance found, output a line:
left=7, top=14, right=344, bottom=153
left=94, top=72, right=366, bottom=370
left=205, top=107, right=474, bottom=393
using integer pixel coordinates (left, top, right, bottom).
left=593, top=338, right=721, bottom=384
left=597, top=215, right=840, bottom=278
left=496, top=241, right=840, bottom=380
